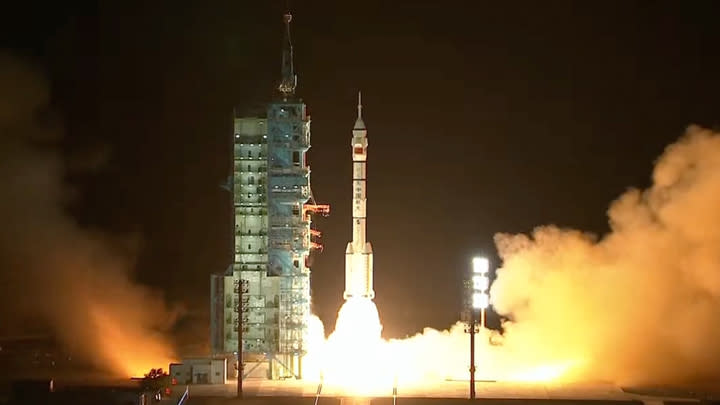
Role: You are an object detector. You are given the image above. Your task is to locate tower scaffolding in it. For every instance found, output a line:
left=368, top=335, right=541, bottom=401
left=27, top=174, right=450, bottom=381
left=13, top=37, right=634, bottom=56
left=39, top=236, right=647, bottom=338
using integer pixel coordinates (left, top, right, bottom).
left=210, top=9, right=328, bottom=380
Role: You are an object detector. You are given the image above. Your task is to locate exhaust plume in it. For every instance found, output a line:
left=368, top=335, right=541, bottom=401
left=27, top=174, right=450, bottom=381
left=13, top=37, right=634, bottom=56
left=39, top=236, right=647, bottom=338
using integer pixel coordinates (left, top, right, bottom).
left=0, top=53, right=175, bottom=377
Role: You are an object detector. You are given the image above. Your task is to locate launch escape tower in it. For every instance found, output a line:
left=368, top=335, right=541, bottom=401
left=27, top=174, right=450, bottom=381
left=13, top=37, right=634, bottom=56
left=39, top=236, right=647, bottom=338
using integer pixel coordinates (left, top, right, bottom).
left=210, top=11, right=329, bottom=379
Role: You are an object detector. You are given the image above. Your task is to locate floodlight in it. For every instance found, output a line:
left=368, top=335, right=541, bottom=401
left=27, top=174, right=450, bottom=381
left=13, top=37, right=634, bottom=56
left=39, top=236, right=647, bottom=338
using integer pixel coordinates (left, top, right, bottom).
left=472, top=275, right=489, bottom=292
left=472, top=292, right=489, bottom=309
left=472, top=256, right=489, bottom=274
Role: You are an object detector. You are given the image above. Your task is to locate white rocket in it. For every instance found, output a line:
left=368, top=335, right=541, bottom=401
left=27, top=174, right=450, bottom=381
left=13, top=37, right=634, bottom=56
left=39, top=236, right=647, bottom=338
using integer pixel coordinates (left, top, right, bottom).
left=344, top=92, right=374, bottom=300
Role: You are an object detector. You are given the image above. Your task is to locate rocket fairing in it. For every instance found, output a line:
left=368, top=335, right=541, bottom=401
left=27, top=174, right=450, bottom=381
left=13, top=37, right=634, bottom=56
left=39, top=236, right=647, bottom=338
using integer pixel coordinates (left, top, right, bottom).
left=344, top=92, right=375, bottom=300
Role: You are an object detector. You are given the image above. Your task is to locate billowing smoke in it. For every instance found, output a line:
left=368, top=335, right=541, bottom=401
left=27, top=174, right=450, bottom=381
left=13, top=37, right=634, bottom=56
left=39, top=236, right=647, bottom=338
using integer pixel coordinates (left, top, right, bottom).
left=312, top=125, right=720, bottom=391
left=491, top=125, right=720, bottom=385
left=0, top=53, right=175, bottom=377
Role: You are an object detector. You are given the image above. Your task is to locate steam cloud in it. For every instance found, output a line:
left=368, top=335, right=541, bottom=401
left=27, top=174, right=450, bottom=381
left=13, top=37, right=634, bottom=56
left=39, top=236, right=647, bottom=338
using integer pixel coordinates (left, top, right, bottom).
left=491, top=125, right=720, bottom=385
left=0, top=53, right=175, bottom=377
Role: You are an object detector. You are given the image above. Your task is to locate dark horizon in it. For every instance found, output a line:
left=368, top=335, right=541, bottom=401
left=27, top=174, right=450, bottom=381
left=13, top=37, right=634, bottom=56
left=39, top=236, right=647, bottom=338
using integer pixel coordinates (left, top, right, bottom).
left=1, top=0, right=719, bottom=356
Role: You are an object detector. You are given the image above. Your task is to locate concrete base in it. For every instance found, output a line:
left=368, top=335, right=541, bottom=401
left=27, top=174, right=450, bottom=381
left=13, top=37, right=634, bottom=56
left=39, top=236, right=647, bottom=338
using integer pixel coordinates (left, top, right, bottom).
left=182, top=380, right=715, bottom=405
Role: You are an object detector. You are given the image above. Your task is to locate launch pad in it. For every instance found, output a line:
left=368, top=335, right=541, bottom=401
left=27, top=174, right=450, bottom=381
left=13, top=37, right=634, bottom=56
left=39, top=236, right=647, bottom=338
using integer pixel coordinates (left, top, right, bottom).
left=179, top=379, right=710, bottom=404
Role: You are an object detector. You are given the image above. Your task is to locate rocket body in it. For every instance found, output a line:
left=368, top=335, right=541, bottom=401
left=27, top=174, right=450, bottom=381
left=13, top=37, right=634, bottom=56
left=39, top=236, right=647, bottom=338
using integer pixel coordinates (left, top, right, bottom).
left=344, top=93, right=374, bottom=300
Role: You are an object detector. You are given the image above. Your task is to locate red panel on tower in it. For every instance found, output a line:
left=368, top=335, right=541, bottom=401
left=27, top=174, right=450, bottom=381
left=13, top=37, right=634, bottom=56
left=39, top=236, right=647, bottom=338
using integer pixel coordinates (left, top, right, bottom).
left=354, top=147, right=364, bottom=154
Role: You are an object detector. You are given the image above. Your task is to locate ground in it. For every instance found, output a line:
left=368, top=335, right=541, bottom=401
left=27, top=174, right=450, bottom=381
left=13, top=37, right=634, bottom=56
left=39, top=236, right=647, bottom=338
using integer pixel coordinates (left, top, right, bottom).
left=179, top=379, right=720, bottom=405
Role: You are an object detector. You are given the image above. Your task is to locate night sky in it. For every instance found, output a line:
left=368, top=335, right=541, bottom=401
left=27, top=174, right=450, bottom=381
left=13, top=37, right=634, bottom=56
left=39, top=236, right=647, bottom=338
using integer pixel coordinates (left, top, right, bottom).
left=3, top=1, right=719, bottom=352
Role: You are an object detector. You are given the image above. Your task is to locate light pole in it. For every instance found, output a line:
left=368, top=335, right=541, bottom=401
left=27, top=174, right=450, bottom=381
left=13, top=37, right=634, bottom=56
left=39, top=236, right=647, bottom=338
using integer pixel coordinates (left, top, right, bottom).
left=469, top=256, right=490, bottom=400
